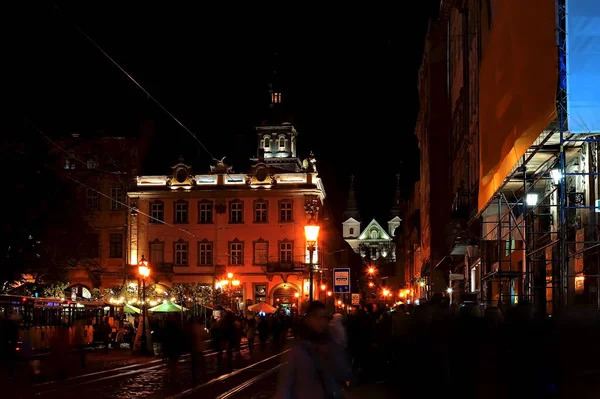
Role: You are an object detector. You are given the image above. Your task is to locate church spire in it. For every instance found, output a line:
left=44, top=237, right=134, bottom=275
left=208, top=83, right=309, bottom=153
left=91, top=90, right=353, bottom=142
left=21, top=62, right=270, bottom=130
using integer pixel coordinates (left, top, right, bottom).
left=343, top=175, right=361, bottom=221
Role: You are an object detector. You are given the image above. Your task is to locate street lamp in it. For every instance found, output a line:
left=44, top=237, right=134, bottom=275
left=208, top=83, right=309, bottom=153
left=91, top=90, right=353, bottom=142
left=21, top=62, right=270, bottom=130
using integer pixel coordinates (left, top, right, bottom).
left=304, top=217, right=320, bottom=303
left=138, top=255, right=151, bottom=356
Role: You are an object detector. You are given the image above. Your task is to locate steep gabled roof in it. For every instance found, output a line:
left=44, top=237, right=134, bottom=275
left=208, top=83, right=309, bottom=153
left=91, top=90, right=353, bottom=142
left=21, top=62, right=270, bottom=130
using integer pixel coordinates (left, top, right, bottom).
left=358, top=219, right=391, bottom=240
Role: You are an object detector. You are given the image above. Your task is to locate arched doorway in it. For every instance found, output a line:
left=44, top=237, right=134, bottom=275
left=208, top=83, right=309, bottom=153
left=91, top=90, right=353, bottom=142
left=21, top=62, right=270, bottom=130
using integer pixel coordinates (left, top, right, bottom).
left=272, top=285, right=299, bottom=315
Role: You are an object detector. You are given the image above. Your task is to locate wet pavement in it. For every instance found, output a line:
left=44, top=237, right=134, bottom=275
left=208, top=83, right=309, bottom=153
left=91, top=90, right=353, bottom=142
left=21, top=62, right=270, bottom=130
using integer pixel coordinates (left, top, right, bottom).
left=3, top=339, right=288, bottom=399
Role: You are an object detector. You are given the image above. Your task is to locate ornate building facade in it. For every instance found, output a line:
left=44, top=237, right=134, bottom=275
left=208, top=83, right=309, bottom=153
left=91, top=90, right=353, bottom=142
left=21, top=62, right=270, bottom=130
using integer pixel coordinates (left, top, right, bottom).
left=127, top=89, right=326, bottom=312
left=342, top=175, right=401, bottom=265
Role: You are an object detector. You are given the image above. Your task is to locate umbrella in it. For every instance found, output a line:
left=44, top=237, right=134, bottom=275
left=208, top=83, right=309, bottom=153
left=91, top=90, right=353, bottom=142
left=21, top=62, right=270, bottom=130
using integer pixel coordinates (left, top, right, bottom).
left=248, top=302, right=277, bottom=313
left=148, top=301, right=187, bottom=313
left=123, top=303, right=141, bottom=314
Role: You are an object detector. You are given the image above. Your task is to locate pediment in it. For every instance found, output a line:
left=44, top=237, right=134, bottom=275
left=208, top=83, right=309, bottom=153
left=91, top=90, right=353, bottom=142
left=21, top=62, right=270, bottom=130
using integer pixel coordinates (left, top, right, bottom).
left=342, top=217, right=360, bottom=225
left=358, top=219, right=391, bottom=240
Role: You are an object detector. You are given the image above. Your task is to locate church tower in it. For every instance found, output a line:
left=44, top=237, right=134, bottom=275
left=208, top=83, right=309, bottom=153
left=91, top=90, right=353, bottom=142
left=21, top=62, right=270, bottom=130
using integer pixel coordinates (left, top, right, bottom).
left=251, top=52, right=301, bottom=172
left=388, top=173, right=402, bottom=236
left=342, top=175, right=361, bottom=238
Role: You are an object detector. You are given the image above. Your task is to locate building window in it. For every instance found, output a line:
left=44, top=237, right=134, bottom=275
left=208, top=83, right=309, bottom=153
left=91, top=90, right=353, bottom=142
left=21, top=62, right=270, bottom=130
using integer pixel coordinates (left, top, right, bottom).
left=254, top=200, right=268, bottom=223
left=174, top=201, right=188, bottom=224
left=150, top=240, right=164, bottom=267
left=271, top=92, right=281, bottom=104
left=150, top=201, right=164, bottom=223
left=109, top=234, right=123, bottom=258
left=86, top=155, right=98, bottom=169
left=198, top=201, right=213, bottom=224
left=174, top=240, right=188, bottom=265
left=279, top=200, right=293, bottom=222
left=278, top=136, right=286, bottom=151
left=279, top=241, right=293, bottom=263
left=263, top=136, right=271, bottom=151
left=229, top=200, right=244, bottom=223
left=86, top=188, right=98, bottom=210
left=198, top=240, right=213, bottom=266
left=370, top=230, right=379, bottom=239
left=86, top=233, right=99, bottom=258
left=111, top=188, right=123, bottom=210
left=349, top=227, right=354, bottom=235
left=253, top=240, right=268, bottom=265
left=255, top=284, right=267, bottom=303
left=229, top=241, right=244, bottom=266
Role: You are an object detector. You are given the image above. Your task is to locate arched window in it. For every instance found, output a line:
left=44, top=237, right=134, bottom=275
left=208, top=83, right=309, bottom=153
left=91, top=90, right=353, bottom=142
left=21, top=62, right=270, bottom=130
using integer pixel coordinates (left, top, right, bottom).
left=349, top=227, right=354, bottom=235
left=263, top=136, right=271, bottom=151
left=278, top=136, right=286, bottom=151
left=370, top=230, right=379, bottom=239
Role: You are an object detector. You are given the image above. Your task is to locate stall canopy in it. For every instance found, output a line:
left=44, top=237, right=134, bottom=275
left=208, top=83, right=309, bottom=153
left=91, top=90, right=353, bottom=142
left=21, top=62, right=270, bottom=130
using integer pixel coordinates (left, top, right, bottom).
left=123, top=303, right=141, bottom=314
left=148, top=301, right=187, bottom=313
left=248, top=302, right=277, bottom=313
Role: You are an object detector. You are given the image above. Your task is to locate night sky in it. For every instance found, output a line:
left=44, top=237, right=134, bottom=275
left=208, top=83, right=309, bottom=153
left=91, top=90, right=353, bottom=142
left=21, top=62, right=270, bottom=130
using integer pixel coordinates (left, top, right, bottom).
left=19, top=3, right=434, bottom=226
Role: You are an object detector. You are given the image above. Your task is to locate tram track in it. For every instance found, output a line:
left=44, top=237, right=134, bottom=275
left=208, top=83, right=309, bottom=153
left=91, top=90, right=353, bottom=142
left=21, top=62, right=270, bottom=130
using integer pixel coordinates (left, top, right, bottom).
left=33, top=342, right=250, bottom=396
left=165, top=349, right=289, bottom=399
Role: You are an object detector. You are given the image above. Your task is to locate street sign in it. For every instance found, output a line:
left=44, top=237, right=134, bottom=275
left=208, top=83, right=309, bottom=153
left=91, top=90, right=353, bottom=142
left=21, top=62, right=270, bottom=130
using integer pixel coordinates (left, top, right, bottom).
left=351, top=293, right=360, bottom=305
left=333, top=268, right=351, bottom=293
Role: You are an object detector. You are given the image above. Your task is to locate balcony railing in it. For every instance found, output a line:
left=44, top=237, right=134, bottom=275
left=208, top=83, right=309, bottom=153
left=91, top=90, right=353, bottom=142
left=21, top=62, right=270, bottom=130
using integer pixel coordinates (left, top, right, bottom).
left=264, top=262, right=305, bottom=273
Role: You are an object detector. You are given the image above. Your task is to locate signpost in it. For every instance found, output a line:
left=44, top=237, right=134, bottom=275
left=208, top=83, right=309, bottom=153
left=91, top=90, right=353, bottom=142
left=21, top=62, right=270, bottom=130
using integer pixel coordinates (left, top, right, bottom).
left=333, top=268, right=351, bottom=293
left=351, top=293, right=360, bottom=305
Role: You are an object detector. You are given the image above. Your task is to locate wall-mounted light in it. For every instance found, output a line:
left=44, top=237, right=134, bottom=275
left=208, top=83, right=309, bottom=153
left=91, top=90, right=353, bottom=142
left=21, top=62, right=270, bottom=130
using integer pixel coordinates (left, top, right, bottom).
left=551, top=169, right=562, bottom=185
left=526, top=193, right=538, bottom=206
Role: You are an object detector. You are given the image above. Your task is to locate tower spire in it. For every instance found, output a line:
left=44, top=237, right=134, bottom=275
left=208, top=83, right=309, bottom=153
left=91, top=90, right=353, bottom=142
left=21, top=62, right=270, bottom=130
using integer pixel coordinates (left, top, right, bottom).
left=343, top=175, right=361, bottom=221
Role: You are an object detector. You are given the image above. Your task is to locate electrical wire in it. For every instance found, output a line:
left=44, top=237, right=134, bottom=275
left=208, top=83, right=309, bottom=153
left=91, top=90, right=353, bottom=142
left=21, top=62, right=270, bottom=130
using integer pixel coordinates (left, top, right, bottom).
left=23, top=117, right=197, bottom=239
left=51, top=3, right=216, bottom=161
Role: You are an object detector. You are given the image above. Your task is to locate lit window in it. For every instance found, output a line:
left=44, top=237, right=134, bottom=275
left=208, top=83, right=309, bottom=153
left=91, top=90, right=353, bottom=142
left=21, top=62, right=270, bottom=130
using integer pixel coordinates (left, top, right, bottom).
left=198, top=241, right=213, bottom=266
left=174, top=201, right=188, bottom=223
left=150, top=202, right=164, bottom=223
left=230, top=201, right=243, bottom=223
left=255, top=201, right=268, bottom=223
left=150, top=240, right=164, bottom=266
left=271, top=92, right=281, bottom=104
left=110, top=188, right=123, bottom=210
left=279, top=200, right=293, bottom=222
left=230, top=242, right=244, bottom=265
left=175, top=241, right=188, bottom=265
left=199, top=201, right=213, bottom=223
left=279, top=241, right=293, bottom=263
left=254, top=241, right=268, bottom=265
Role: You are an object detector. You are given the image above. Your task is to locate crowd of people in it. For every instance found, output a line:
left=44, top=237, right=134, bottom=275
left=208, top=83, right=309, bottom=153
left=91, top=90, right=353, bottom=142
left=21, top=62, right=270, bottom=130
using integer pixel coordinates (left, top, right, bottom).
left=276, top=297, right=600, bottom=399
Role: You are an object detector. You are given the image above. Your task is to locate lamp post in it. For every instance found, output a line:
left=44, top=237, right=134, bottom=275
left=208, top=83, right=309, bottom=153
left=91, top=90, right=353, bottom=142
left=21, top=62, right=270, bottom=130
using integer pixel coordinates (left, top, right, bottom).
left=217, top=273, right=240, bottom=312
left=304, top=217, right=320, bottom=303
left=138, top=255, right=151, bottom=356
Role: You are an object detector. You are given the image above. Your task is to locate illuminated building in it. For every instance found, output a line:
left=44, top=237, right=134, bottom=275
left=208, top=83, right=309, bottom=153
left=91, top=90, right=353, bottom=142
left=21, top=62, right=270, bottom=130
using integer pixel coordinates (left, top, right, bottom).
left=127, top=74, right=326, bottom=312
left=408, top=0, right=600, bottom=312
left=53, top=123, right=154, bottom=296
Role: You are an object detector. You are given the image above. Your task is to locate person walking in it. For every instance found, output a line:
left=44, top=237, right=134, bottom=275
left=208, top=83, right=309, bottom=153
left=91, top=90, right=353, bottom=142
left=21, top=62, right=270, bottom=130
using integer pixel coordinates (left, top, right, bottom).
left=275, top=301, right=352, bottom=399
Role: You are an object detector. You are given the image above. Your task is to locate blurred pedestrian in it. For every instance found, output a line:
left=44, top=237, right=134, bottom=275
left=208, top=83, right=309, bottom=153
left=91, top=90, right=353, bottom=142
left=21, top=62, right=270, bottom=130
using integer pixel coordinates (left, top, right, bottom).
left=275, top=301, right=352, bottom=399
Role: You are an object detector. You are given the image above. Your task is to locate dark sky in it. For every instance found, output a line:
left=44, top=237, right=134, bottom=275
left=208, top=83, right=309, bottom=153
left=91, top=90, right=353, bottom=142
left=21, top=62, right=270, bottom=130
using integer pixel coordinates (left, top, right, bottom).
left=19, top=3, right=433, bottom=226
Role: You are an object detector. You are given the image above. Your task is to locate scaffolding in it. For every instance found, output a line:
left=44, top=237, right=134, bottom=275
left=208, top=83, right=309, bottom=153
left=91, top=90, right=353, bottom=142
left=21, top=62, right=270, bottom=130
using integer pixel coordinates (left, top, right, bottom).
left=478, top=0, right=600, bottom=315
